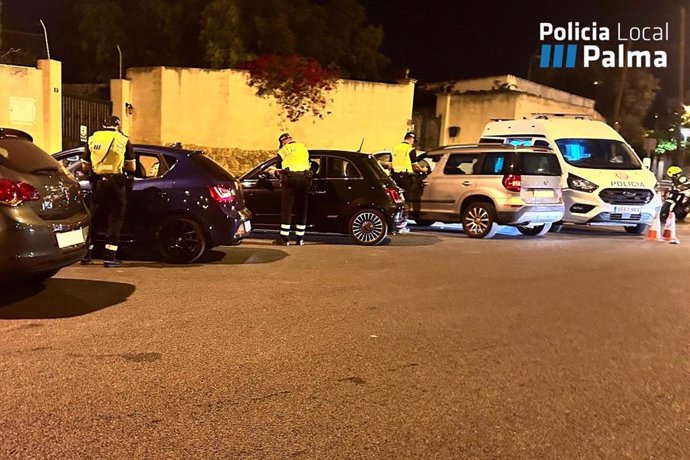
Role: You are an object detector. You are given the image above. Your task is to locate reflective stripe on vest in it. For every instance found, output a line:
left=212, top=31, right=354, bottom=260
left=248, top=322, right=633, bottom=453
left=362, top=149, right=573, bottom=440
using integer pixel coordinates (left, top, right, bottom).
left=391, top=142, right=413, bottom=173
left=88, top=130, right=128, bottom=175
left=278, top=142, right=310, bottom=171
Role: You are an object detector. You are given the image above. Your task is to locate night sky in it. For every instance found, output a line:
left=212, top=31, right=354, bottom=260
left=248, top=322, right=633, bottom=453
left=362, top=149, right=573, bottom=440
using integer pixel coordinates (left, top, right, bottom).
left=3, top=0, right=688, bottom=96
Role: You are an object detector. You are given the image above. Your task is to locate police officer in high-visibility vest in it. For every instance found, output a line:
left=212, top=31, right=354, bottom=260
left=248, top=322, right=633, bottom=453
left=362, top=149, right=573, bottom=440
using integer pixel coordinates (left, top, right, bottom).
left=272, top=132, right=312, bottom=246
left=80, top=115, right=136, bottom=267
left=390, top=131, right=426, bottom=192
left=391, top=132, right=427, bottom=215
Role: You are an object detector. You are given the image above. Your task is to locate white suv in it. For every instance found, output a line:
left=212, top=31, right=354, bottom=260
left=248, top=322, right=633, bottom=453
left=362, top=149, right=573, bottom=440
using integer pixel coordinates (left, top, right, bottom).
left=410, top=144, right=565, bottom=238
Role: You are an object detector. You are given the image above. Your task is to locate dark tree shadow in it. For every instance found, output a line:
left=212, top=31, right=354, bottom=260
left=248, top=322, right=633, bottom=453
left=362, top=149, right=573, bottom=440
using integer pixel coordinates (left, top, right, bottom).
left=0, top=279, right=136, bottom=319
left=118, top=246, right=289, bottom=268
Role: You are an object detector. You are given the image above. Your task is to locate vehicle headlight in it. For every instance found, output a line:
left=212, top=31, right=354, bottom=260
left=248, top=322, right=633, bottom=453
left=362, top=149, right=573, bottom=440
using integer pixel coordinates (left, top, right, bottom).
left=567, top=173, right=598, bottom=193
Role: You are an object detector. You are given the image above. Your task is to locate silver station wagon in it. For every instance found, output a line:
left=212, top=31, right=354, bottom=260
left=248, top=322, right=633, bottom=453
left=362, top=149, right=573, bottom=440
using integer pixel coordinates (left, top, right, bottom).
left=409, top=144, right=565, bottom=238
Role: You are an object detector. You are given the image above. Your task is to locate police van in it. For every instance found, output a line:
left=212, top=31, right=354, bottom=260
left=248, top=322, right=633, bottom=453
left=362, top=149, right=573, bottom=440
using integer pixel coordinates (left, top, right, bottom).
left=480, top=115, right=661, bottom=233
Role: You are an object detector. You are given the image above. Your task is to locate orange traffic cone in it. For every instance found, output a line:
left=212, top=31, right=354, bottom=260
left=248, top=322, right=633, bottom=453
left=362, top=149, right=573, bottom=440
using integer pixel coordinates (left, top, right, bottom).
left=646, top=212, right=662, bottom=241
left=662, top=213, right=680, bottom=244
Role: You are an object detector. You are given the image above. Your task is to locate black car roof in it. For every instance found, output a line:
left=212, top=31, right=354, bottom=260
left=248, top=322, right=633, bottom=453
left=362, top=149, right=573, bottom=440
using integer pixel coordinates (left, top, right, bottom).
left=310, top=149, right=372, bottom=158
left=0, top=128, right=33, bottom=142
left=54, top=144, right=200, bottom=158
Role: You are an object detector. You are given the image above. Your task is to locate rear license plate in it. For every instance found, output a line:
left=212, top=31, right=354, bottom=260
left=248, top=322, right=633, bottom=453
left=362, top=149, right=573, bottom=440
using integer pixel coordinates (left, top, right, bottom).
left=613, top=206, right=642, bottom=214
left=55, top=227, right=86, bottom=248
left=532, top=189, right=554, bottom=198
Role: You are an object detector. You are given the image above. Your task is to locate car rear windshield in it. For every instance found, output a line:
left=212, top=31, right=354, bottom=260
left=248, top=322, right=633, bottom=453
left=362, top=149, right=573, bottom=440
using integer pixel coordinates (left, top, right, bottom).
left=555, top=138, right=642, bottom=170
left=0, top=138, right=60, bottom=173
left=518, top=152, right=561, bottom=176
left=367, top=155, right=390, bottom=181
left=189, top=153, right=236, bottom=181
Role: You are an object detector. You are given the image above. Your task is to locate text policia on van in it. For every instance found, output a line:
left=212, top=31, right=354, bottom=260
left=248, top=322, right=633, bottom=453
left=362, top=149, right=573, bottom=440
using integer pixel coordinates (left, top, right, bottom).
left=539, top=22, right=669, bottom=69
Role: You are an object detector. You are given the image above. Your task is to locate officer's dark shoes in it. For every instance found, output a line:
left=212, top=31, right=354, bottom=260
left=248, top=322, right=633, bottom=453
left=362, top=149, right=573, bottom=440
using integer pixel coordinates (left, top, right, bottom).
left=295, top=238, right=304, bottom=246
left=272, top=238, right=289, bottom=246
left=80, top=247, right=93, bottom=265
left=104, top=259, right=123, bottom=268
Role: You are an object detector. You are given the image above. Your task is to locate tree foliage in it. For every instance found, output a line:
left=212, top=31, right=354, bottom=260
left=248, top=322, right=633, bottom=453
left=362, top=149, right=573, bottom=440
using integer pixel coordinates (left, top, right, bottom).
left=244, top=54, right=340, bottom=122
left=74, top=0, right=206, bottom=80
left=190, top=0, right=386, bottom=80
left=532, top=64, right=659, bottom=148
left=70, top=0, right=387, bottom=82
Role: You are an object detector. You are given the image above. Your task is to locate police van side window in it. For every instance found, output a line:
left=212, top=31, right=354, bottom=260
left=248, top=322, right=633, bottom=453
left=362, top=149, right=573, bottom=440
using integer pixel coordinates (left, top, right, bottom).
left=443, top=154, right=479, bottom=175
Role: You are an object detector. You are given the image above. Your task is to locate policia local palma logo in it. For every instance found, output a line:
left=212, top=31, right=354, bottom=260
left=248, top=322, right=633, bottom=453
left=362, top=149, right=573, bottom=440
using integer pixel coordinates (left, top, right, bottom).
left=539, top=22, right=669, bottom=68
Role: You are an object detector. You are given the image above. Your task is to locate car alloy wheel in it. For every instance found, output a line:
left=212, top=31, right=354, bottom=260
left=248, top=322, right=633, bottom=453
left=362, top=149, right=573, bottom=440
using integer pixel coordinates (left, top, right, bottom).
left=156, top=215, right=207, bottom=263
left=349, top=209, right=388, bottom=245
left=462, top=202, right=497, bottom=239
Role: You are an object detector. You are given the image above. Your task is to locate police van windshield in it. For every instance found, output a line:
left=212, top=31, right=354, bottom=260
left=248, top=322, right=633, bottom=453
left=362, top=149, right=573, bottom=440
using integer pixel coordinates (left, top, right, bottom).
left=555, top=138, right=642, bottom=170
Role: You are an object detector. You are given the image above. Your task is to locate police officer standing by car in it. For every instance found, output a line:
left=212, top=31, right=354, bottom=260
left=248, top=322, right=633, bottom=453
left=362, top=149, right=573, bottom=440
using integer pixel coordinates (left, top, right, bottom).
left=80, top=115, right=136, bottom=267
left=391, top=131, right=426, bottom=211
left=272, top=133, right=312, bottom=246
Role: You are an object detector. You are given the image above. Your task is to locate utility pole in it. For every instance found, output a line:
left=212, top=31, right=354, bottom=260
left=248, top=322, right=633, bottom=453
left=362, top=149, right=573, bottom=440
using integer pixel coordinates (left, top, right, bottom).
left=612, top=40, right=631, bottom=130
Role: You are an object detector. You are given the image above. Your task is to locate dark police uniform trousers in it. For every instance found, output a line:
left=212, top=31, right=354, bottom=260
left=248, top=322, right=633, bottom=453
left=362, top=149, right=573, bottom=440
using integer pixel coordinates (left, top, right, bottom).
left=280, top=170, right=312, bottom=229
left=89, top=174, right=128, bottom=247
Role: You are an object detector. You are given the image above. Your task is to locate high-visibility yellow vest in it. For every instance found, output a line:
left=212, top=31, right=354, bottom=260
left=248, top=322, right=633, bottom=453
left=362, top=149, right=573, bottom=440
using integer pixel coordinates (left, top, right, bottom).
left=278, top=142, right=310, bottom=171
left=391, top=142, right=413, bottom=173
left=87, top=130, right=129, bottom=175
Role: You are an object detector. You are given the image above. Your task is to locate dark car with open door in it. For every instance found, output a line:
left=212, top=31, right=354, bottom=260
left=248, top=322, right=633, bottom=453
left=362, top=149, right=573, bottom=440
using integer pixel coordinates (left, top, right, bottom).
left=54, top=145, right=251, bottom=263
left=1, top=128, right=89, bottom=283
left=240, top=150, right=407, bottom=245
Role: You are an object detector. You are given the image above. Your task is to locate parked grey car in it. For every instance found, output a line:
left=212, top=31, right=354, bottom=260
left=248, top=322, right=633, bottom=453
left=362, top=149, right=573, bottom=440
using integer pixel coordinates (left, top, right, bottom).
left=409, top=144, right=565, bottom=238
left=0, top=128, right=89, bottom=283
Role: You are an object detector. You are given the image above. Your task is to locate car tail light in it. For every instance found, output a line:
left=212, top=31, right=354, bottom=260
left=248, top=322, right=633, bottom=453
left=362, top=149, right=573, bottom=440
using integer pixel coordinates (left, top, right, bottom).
left=0, top=179, right=41, bottom=206
left=209, top=184, right=237, bottom=204
left=385, top=187, right=404, bottom=203
left=502, top=174, right=522, bottom=192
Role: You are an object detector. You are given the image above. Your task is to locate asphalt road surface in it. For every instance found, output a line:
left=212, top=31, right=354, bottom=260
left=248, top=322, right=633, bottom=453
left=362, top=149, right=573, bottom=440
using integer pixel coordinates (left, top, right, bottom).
left=2, top=224, right=689, bottom=459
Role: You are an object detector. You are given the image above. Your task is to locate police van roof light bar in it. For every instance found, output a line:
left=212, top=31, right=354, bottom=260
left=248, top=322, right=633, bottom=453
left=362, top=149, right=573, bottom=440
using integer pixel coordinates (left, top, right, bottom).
left=530, top=113, right=592, bottom=120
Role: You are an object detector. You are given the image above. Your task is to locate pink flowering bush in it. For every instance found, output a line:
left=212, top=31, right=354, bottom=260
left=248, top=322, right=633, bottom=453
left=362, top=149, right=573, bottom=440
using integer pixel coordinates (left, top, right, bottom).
left=243, top=55, right=340, bottom=122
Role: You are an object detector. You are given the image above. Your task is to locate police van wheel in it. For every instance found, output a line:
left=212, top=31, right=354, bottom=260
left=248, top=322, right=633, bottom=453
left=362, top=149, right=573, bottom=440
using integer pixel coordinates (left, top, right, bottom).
left=517, top=223, right=552, bottom=236
left=156, top=215, right=207, bottom=263
left=624, top=224, right=648, bottom=235
left=349, top=209, right=388, bottom=245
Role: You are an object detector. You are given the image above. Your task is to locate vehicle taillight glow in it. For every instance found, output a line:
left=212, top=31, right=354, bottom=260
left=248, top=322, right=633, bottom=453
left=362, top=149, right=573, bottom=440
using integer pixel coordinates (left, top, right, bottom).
left=208, top=185, right=236, bottom=204
left=0, top=179, right=41, bottom=206
left=502, top=174, right=522, bottom=192
left=385, top=187, right=404, bottom=204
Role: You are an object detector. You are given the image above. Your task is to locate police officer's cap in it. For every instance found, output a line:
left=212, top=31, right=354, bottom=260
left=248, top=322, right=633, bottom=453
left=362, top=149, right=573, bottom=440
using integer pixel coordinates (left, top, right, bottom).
left=404, top=132, right=416, bottom=140
left=278, top=133, right=291, bottom=143
left=103, top=115, right=121, bottom=128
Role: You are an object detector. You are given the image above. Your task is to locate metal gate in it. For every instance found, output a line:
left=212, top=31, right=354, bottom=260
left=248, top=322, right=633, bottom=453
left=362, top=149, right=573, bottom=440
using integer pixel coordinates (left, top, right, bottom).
left=62, top=94, right=112, bottom=149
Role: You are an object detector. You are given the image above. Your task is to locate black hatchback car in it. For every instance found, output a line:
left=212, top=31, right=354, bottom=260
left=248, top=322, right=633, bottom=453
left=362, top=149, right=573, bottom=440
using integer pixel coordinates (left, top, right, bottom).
left=240, top=150, right=407, bottom=245
left=54, top=145, right=252, bottom=263
left=1, top=129, right=89, bottom=283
